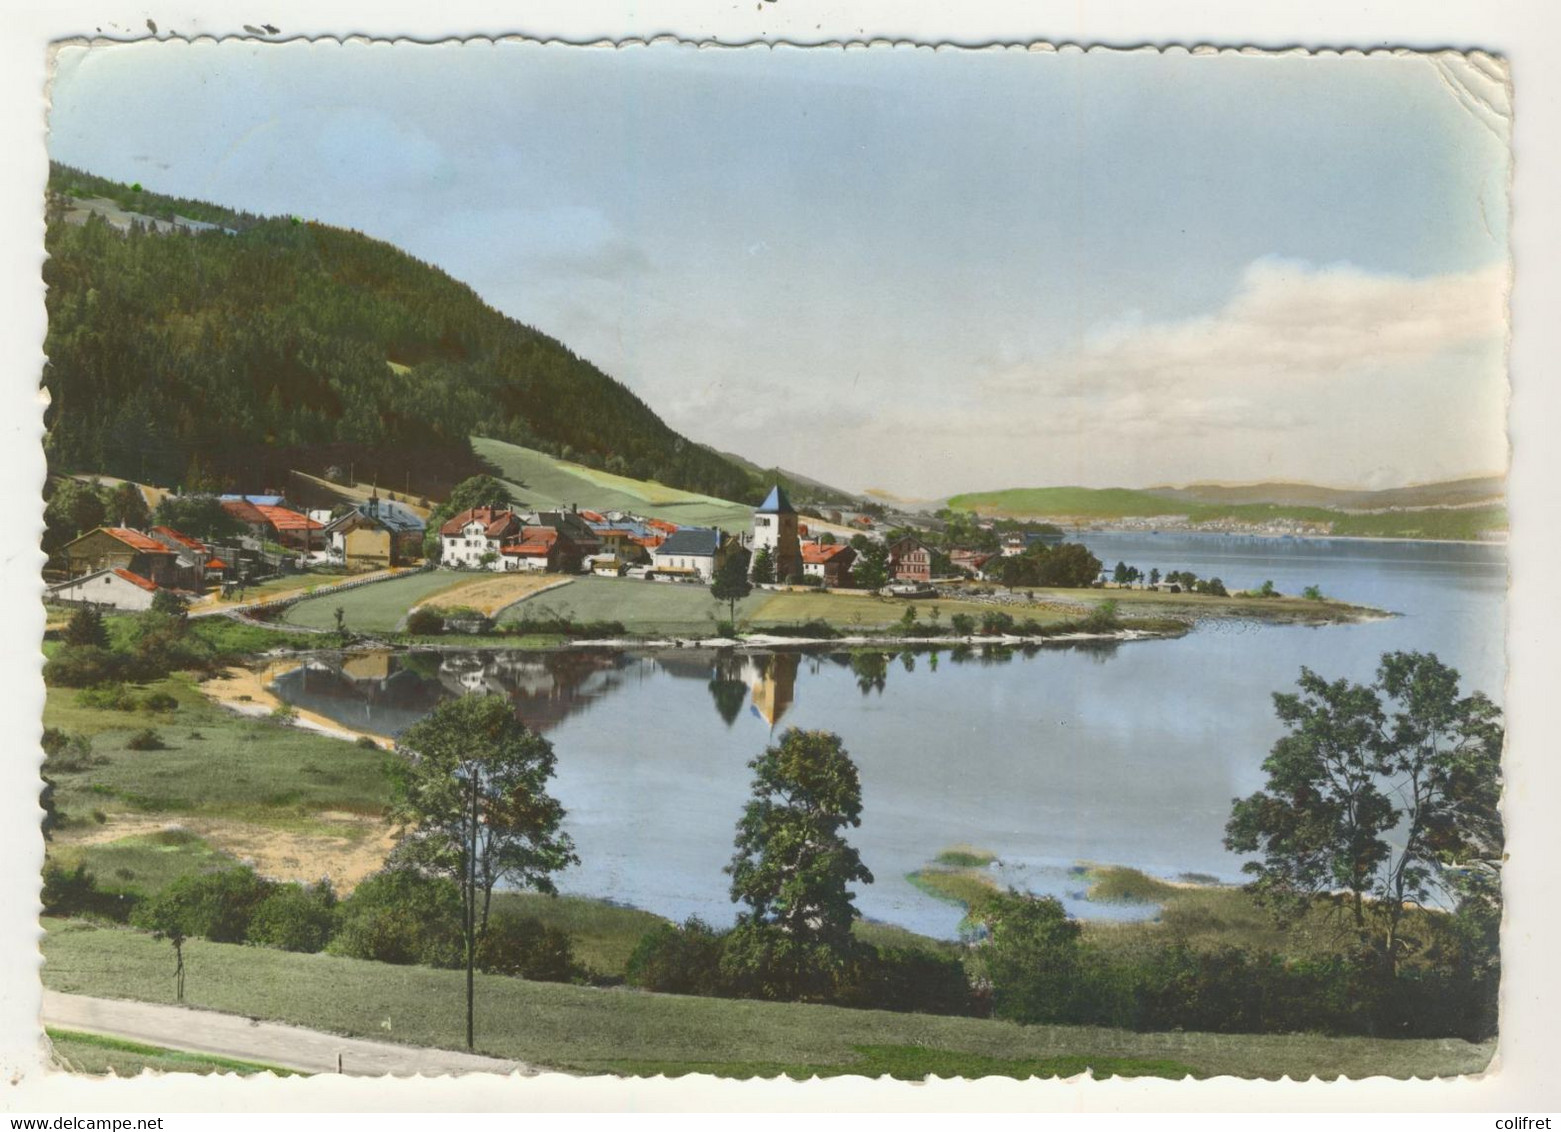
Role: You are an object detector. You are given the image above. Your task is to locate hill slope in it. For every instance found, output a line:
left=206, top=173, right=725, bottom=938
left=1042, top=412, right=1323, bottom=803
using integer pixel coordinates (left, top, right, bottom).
left=42, top=164, right=759, bottom=504
left=472, top=436, right=754, bottom=533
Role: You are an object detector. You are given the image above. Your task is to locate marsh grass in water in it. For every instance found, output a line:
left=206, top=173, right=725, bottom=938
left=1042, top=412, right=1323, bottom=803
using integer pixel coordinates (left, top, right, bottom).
left=1085, top=866, right=1181, bottom=905
left=934, top=845, right=999, bottom=868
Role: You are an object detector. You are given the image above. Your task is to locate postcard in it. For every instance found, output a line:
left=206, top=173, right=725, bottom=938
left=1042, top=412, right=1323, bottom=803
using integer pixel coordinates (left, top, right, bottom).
left=6, top=14, right=1549, bottom=1115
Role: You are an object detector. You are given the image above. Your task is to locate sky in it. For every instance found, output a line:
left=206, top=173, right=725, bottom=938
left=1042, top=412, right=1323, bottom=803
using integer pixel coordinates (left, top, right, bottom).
left=46, top=40, right=1512, bottom=498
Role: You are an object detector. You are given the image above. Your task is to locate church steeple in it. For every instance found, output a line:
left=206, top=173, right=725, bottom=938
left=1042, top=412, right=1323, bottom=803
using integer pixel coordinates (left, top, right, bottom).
left=750, top=483, right=801, bottom=581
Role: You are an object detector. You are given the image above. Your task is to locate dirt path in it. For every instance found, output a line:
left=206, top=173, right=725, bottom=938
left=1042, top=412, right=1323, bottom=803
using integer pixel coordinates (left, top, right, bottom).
left=43, top=991, right=530, bottom=1077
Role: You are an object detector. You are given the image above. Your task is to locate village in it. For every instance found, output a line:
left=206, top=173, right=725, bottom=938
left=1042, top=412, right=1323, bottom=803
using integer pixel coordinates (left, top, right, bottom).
left=42, top=475, right=1120, bottom=616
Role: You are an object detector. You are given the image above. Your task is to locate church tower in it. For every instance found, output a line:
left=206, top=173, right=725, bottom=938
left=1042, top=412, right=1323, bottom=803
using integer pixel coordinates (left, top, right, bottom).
left=751, top=483, right=801, bottom=582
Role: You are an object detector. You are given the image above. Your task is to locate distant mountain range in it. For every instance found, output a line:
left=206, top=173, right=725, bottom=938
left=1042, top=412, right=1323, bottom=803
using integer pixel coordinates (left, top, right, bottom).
left=946, top=477, right=1507, bottom=541
left=1143, top=476, right=1506, bottom=512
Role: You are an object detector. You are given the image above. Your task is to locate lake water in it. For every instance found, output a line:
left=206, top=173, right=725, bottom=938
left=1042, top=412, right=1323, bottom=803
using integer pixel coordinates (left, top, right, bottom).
left=271, top=533, right=1507, bottom=939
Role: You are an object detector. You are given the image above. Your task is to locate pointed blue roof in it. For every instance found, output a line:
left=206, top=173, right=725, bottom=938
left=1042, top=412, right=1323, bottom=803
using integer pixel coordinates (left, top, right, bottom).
left=756, top=484, right=795, bottom=514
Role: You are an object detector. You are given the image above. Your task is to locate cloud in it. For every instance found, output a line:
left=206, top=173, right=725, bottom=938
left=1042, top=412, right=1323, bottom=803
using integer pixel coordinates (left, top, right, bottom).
left=972, top=259, right=1507, bottom=441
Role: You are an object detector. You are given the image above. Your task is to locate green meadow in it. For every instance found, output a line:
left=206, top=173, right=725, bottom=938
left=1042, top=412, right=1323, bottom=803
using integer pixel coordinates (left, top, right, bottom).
left=41, top=919, right=1492, bottom=1080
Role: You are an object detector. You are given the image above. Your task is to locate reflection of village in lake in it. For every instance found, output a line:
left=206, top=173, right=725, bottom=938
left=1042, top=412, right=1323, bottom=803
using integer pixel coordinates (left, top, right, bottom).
left=268, top=641, right=1124, bottom=741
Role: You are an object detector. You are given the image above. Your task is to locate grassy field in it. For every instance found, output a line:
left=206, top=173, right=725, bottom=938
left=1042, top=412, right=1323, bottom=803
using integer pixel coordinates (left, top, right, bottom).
left=500, top=577, right=1077, bottom=636
left=40, top=919, right=1492, bottom=1079
left=43, top=674, right=394, bottom=889
left=416, top=572, right=569, bottom=617
left=48, top=1028, right=301, bottom=1077
left=946, top=486, right=1507, bottom=541
left=472, top=436, right=754, bottom=533
left=281, top=572, right=474, bottom=631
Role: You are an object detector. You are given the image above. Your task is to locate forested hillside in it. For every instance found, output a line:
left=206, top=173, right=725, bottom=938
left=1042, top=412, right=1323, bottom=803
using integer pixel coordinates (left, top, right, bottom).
left=42, top=164, right=757, bottom=502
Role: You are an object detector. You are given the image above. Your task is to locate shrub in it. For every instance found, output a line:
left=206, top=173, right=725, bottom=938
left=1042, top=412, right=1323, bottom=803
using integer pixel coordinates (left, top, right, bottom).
left=130, top=868, right=274, bottom=943
left=965, top=891, right=1084, bottom=1025
left=949, top=613, right=976, bottom=636
left=404, top=607, right=444, bottom=636
left=626, top=918, right=727, bottom=997
left=150, top=589, right=190, bottom=618
left=268, top=704, right=298, bottom=726
left=247, top=881, right=337, bottom=953
left=354, top=735, right=379, bottom=750
left=718, top=921, right=852, bottom=1003
left=125, top=728, right=167, bottom=751
left=839, top=945, right=976, bottom=1016
left=475, top=910, right=580, bottom=983
left=75, top=684, right=139, bottom=711
left=63, top=606, right=111, bottom=648
left=43, top=645, right=126, bottom=688
left=979, top=610, right=1015, bottom=635
left=1080, top=600, right=1121, bottom=633
left=42, top=732, right=99, bottom=774
left=760, top=619, right=840, bottom=639
left=139, top=691, right=179, bottom=713
left=328, top=867, right=463, bottom=968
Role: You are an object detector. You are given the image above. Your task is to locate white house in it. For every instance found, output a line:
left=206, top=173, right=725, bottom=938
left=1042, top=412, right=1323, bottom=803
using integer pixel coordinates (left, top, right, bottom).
left=439, top=507, right=523, bottom=570
left=46, top=567, right=161, bottom=612
left=651, top=527, right=736, bottom=581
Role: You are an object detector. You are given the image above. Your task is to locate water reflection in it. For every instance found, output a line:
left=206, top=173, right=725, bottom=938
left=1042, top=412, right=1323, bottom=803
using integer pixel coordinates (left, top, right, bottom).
left=269, top=648, right=632, bottom=738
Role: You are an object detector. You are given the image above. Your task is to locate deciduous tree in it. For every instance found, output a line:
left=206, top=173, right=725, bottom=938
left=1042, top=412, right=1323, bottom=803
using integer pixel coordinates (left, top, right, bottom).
left=388, top=694, right=577, bottom=1048
left=724, top=729, right=874, bottom=999
left=1224, top=652, right=1503, bottom=974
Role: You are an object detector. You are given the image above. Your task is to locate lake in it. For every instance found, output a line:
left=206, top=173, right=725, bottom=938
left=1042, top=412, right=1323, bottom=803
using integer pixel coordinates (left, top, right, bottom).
left=271, top=532, right=1507, bottom=939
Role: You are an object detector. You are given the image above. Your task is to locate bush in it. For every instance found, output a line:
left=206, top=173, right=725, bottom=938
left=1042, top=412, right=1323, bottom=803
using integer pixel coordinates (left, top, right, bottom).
left=475, top=910, right=580, bottom=983
left=63, top=606, right=110, bottom=648
left=42, top=731, right=99, bottom=774
left=247, top=881, right=337, bottom=953
left=130, top=868, right=274, bottom=943
left=1080, top=600, right=1121, bottom=633
left=76, top=683, right=139, bottom=711
left=626, top=918, right=727, bottom=997
left=125, top=728, right=167, bottom=751
left=760, top=619, right=840, bottom=639
left=949, top=613, right=976, bottom=636
left=839, top=945, right=976, bottom=1016
left=718, top=921, right=852, bottom=1003
left=979, top=610, right=1015, bottom=635
left=404, top=607, right=445, bottom=636
left=43, top=645, right=126, bottom=688
left=139, top=691, right=179, bottom=713
left=354, top=735, right=380, bottom=750
left=328, top=867, right=463, bottom=968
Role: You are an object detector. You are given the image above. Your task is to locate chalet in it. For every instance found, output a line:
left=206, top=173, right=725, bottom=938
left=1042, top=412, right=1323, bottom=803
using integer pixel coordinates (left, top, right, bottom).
left=325, top=494, right=426, bottom=569
left=801, top=542, right=857, bottom=587
left=499, top=526, right=582, bottom=574
left=219, top=498, right=271, bottom=537
left=62, top=527, right=180, bottom=587
left=593, top=528, right=650, bottom=566
left=148, top=525, right=212, bottom=588
left=651, top=527, right=739, bottom=581
left=253, top=504, right=324, bottom=552
left=533, top=510, right=602, bottom=558
left=888, top=536, right=933, bottom=583
left=440, top=507, right=523, bottom=569
left=46, top=567, right=162, bottom=612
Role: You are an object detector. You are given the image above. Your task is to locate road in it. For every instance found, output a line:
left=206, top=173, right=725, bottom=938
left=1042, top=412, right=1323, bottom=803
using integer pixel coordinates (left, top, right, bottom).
left=43, top=991, right=532, bottom=1077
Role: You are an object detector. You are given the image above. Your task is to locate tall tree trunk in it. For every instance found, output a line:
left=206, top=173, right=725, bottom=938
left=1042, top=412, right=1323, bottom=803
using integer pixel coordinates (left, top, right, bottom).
left=466, top=772, right=478, bottom=1051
